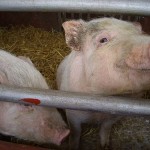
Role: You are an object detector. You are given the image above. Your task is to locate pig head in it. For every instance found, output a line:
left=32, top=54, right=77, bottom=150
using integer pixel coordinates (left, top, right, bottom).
left=57, top=18, right=150, bottom=149
left=0, top=50, right=70, bottom=146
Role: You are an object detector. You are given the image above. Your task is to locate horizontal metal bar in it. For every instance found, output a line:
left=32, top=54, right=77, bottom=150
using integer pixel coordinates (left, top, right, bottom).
left=0, top=85, right=149, bottom=116
left=0, top=0, right=149, bottom=16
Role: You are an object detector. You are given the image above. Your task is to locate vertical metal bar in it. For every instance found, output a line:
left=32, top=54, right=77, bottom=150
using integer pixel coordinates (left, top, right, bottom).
left=87, top=13, right=91, bottom=20
left=58, top=12, right=63, bottom=31
left=62, top=12, right=66, bottom=21
left=127, top=16, right=131, bottom=21
left=79, top=13, right=82, bottom=19
left=134, top=16, right=139, bottom=22
left=119, top=15, right=123, bottom=20
left=71, top=13, right=74, bottom=19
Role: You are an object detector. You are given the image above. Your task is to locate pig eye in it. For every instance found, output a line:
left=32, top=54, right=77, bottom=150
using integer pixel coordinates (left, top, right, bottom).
left=99, top=38, right=108, bottom=43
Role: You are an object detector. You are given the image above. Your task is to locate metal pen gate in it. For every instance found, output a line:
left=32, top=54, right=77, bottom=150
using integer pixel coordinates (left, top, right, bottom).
left=0, top=0, right=149, bottom=150
left=0, top=0, right=149, bottom=116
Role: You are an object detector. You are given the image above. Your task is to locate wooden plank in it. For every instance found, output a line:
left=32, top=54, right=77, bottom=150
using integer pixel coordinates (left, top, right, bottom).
left=0, top=140, right=50, bottom=150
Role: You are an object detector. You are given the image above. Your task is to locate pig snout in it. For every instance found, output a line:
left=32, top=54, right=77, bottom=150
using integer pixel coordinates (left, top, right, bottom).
left=126, top=42, right=150, bottom=70
left=51, top=128, right=70, bottom=145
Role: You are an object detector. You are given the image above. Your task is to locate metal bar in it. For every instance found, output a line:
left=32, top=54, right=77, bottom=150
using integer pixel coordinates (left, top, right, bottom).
left=0, top=85, right=149, bottom=116
left=58, top=12, right=63, bottom=31
left=0, top=0, right=149, bottom=16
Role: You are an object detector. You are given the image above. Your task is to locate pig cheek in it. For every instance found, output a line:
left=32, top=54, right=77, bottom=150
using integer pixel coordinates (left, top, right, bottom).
left=88, top=50, right=128, bottom=94
left=87, top=53, right=111, bottom=92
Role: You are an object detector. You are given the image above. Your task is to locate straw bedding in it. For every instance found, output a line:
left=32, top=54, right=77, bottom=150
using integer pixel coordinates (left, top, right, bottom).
left=0, top=26, right=149, bottom=150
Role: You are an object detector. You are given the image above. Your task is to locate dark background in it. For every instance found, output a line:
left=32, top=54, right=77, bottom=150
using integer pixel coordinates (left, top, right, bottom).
left=0, top=12, right=149, bottom=33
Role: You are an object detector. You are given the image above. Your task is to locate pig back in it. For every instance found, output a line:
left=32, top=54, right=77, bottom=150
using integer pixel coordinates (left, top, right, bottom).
left=0, top=50, right=48, bottom=89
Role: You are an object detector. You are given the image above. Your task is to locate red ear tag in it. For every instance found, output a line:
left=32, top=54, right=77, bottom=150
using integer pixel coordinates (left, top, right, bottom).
left=20, top=98, right=41, bottom=105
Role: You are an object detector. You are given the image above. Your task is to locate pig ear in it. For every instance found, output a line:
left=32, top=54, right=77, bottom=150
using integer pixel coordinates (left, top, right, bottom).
left=125, top=46, right=150, bottom=70
left=0, top=71, right=9, bottom=84
left=18, top=56, right=34, bottom=66
left=62, top=20, right=85, bottom=51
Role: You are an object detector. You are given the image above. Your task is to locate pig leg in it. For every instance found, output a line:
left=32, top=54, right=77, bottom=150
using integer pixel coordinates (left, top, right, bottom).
left=67, top=113, right=81, bottom=150
left=99, top=117, right=121, bottom=148
left=66, top=110, right=84, bottom=150
left=68, top=120, right=81, bottom=150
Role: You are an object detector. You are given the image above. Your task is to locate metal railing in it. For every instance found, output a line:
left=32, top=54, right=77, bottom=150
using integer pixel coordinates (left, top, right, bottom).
left=0, top=0, right=149, bottom=116
left=0, top=85, right=149, bottom=116
left=0, top=0, right=149, bottom=15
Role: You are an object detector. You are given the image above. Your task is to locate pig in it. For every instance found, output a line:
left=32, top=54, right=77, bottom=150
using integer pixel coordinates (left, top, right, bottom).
left=57, top=18, right=150, bottom=149
left=0, top=50, right=70, bottom=146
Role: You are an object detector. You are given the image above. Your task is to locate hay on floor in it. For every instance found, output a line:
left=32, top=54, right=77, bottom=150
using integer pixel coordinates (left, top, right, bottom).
left=0, top=26, right=70, bottom=89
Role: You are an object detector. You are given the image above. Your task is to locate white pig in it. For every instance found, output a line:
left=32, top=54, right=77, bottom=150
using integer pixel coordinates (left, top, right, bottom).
left=0, top=50, right=70, bottom=146
left=57, top=18, right=150, bottom=149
